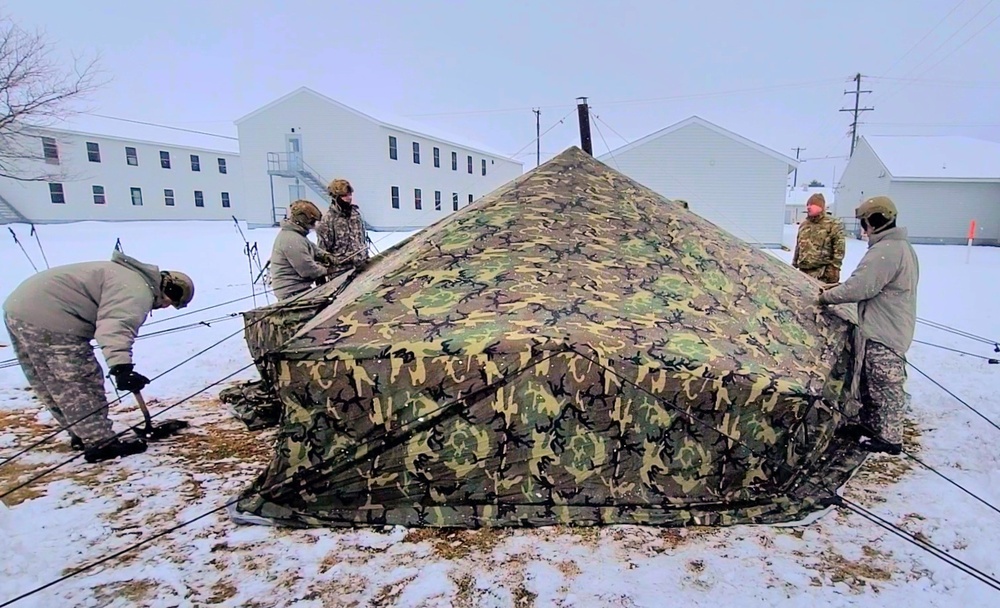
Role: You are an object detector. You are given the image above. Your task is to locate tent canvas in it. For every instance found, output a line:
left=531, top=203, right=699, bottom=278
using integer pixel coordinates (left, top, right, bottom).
left=231, top=147, right=865, bottom=529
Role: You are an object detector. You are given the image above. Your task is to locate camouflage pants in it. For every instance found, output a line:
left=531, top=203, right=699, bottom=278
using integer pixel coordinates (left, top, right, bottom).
left=4, top=314, right=115, bottom=445
left=859, top=340, right=906, bottom=444
left=801, top=265, right=840, bottom=284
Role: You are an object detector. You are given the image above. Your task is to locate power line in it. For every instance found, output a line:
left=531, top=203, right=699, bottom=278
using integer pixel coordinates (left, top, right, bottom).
left=82, top=113, right=238, bottom=141
left=402, top=79, right=845, bottom=118
left=876, top=0, right=971, bottom=78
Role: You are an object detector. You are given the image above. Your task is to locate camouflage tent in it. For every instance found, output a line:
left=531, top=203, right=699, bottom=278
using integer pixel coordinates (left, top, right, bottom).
left=231, top=147, right=865, bottom=529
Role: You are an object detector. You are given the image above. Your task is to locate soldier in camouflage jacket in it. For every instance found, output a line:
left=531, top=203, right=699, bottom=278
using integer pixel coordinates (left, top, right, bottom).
left=793, top=193, right=846, bottom=284
left=316, top=178, right=369, bottom=275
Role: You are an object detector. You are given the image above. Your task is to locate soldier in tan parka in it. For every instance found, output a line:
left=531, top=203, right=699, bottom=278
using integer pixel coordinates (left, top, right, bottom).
left=269, top=200, right=335, bottom=301
left=793, top=193, right=846, bottom=284
left=818, top=195, right=919, bottom=455
left=3, top=252, right=195, bottom=462
left=316, top=178, right=369, bottom=276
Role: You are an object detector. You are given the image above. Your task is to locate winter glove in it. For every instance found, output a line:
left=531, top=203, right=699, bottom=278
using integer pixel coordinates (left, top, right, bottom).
left=315, top=250, right=334, bottom=266
left=109, top=364, right=151, bottom=393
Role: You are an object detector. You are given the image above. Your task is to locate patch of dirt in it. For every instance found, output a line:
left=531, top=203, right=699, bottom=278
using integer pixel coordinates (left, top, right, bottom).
left=371, top=576, right=418, bottom=606
left=814, top=546, right=893, bottom=593
left=512, top=585, right=537, bottom=607
left=166, top=412, right=272, bottom=473
left=91, top=579, right=158, bottom=604
left=557, top=560, right=582, bottom=577
left=453, top=573, right=478, bottom=608
left=403, top=527, right=511, bottom=560
left=205, top=579, right=238, bottom=604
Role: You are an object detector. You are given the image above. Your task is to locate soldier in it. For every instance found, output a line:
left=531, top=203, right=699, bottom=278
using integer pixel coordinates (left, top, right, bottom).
left=269, top=199, right=334, bottom=301
left=818, top=195, right=919, bottom=455
left=316, top=178, right=369, bottom=275
left=792, top=193, right=846, bottom=284
left=3, top=252, right=195, bottom=463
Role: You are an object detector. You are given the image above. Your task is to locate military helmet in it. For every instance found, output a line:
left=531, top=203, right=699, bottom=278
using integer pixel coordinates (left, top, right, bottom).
left=855, top=196, right=897, bottom=221
left=289, top=199, right=322, bottom=225
left=161, top=270, right=195, bottom=309
left=327, top=178, right=353, bottom=198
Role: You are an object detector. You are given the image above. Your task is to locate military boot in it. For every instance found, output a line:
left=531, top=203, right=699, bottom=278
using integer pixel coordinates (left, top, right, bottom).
left=83, top=437, right=148, bottom=463
left=860, top=437, right=902, bottom=456
left=69, top=434, right=84, bottom=451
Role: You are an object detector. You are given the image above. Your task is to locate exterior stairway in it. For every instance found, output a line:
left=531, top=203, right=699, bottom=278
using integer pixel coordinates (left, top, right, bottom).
left=266, top=152, right=371, bottom=229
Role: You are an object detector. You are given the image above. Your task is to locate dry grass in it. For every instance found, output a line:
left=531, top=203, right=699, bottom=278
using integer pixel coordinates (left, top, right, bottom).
left=813, top=545, right=893, bottom=593
left=403, top=527, right=511, bottom=560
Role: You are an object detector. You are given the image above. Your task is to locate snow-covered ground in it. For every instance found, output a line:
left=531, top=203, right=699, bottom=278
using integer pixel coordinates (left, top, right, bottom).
left=1, top=220, right=998, bottom=607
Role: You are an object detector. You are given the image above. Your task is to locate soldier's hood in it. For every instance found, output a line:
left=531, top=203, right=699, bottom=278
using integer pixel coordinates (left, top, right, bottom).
left=111, top=250, right=162, bottom=296
left=868, top=226, right=907, bottom=248
left=280, top=218, right=309, bottom=235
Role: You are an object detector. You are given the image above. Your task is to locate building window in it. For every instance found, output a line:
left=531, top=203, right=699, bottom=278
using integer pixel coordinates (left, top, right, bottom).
left=194, top=190, right=204, bottom=207
left=467, top=155, right=473, bottom=174
left=92, top=185, right=105, bottom=205
left=160, top=151, right=171, bottom=169
left=452, top=192, right=458, bottom=211
left=412, top=141, right=420, bottom=164
left=218, top=158, right=227, bottom=174
left=42, top=137, right=59, bottom=164
left=433, top=147, right=440, bottom=168
left=434, top=190, right=441, bottom=211
left=389, top=136, right=397, bottom=160
left=130, top=187, right=143, bottom=206
left=391, top=186, right=400, bottom=209
left=482, top=159, right=487, bottom=176
left=414, top=188, right=422, bottom=210
left=125, top=146, right=138, bottom=166
left=190, top=154, right=200, bottom=172
left=468, top=194, right=474, bottom=205
left=451, top=151, right=457, bottom=171
left=221, top=192, right=231, bottom=208
left=86, top=142, right=101, bottom=163
left=48, top=182, right=65, bottom=204
left=164, top=189, right=175, bottom=206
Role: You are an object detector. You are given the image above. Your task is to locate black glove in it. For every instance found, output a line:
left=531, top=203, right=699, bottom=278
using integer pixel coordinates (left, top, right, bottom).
left=109, top=364, right=150, bottom=393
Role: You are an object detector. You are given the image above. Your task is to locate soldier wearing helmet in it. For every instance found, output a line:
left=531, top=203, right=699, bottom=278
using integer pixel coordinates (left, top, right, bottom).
left=818, top=195, right=920, bottom=455
left=316, top=178, right=370, bottom=275
left=269, top=199, right=334, bottom=301
left=2, top=251, right=195, bottom=462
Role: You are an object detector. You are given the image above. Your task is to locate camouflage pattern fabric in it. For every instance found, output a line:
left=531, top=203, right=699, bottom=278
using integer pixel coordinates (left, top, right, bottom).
left=858, top=341, right=906, bottom=444
left=4, top=313, right=116, bottom=445
left=225, top=272, right=357, bottom=430
left=233, top=147, right=866, bottom=529
left=219, top=380, right=282, bottom=431
left=793, top=214, right=846, bottom=284
left=316, top=202, right=369, bottom=275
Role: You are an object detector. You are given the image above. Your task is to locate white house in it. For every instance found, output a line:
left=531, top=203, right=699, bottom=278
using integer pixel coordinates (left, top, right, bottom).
left=837, top=135, right=1000, bottom=244
left=0, top=127, right=242, bottom=224
left=785, top=185, right=836, bottom=225
left=597, top=116, right=797, bottom=248
left=234, top=87, right=524, bottom=229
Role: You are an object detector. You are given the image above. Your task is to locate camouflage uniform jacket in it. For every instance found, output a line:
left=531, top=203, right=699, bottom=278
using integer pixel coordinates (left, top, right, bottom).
left=316, top=202, right=368, bottom=270
left=2, top=251, right=161, bottom=367
left=793, top=214, right=846, bottom=283
left=269, top=220, right=329, bottom=301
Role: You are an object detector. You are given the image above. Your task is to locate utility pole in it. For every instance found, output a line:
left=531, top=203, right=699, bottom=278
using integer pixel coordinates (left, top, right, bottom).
left=533, top=108, right=541, bottom=167
left=839, top=73, right=874, bottom=157
left=791, top=147, right=806, bottom=188
left=576, top=97, right=593, bottom=155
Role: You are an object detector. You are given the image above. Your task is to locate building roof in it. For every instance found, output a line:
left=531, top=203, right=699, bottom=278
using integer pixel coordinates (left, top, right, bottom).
left=34, top=115, right=240, bottom=154
left=599, top=115, right=799, bottom=172
left=786, top=186, right=835, bottom=207
left=864, top=135, right=1000, bottom=181
left=235, top=87, right=519, bottom=162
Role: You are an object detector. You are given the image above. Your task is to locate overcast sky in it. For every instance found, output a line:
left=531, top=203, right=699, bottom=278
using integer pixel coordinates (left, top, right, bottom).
left=7, top=0, right=999, bottom=184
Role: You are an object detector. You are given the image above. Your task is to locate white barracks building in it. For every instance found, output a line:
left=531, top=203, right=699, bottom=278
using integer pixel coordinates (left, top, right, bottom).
left=0, top=87, right=524, bottom=230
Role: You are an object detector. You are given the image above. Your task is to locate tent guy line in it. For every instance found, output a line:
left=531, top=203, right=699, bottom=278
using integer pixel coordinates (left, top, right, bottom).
left=7, top=343, right=999, bottom=606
